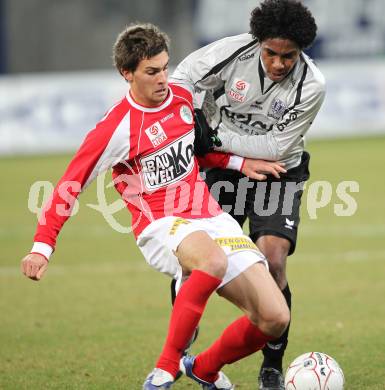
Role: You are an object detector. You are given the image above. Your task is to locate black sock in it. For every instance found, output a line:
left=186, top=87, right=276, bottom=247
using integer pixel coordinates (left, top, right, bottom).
left=261, top=284, right=292, bottom=373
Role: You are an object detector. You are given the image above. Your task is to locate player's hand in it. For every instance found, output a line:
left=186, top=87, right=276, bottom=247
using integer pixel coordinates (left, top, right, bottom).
left=193, top=108, right=222, bottom=156
left=20, top=253, right=49, bottom=281
left=242, top=158, right=286, bottom=180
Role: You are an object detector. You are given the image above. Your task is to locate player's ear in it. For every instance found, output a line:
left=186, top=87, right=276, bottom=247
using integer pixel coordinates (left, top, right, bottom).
left=121, top=69, right=133, bottom=83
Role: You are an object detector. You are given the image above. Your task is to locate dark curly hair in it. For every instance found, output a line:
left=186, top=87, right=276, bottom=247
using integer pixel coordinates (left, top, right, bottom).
left=250, top=0, right=317, bottom=49
left=113, top=23, right=169, bottom=74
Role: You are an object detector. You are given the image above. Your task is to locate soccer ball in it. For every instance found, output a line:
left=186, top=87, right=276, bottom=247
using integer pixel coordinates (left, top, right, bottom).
left=285, top=352, right=344, bottom=389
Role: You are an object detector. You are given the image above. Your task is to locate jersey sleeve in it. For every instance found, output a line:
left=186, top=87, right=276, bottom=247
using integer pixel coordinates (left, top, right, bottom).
left=196, top=152, right=244, bottom=171
left=216, top=80, right=326, bottom=161
left=32, top=106, right=132, bottom=257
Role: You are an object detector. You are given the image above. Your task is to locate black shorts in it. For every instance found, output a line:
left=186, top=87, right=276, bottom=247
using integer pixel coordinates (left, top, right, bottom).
left=204, top=152, right=310, bottom=255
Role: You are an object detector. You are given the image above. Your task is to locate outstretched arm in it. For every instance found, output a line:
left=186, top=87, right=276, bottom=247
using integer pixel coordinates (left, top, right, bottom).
left=197, top=152, right=286, bottom=181
left=21, top=105, right=132, bottom=280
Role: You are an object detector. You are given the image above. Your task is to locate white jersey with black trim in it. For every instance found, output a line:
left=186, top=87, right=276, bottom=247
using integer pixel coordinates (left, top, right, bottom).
left=171, top=33, right=326, bottom=169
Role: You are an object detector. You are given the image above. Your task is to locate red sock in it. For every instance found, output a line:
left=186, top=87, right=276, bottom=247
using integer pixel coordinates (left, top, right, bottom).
left=156, top=270, right=221, bottom=378
left=193, top=315, right=274, bottom=383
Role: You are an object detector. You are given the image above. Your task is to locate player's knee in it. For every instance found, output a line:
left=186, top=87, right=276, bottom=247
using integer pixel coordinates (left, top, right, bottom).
left=265, top=249, right=285, bottom=269
left=273, top=305, right=290, bottom=336
left=256, top=303, right=290, bottom=338
left=264, top=250, right=287, bottom=286
left=260, top=240, right=289, bottom=271
left=207, top=254, right=227, bottom=279
left=198, top=248, right=227, bottom=279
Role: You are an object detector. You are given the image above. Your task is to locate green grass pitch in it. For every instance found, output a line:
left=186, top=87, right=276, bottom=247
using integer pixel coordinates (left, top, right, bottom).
left=1, top=136, right=385, bottom=389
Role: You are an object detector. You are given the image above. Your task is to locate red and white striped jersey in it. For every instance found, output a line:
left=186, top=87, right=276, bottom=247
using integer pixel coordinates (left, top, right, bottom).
left=32, top=83, right=244, bottom=258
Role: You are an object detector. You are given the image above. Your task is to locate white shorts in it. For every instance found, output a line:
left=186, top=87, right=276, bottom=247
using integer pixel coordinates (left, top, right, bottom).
left=136, top=212, right=267, bottom=288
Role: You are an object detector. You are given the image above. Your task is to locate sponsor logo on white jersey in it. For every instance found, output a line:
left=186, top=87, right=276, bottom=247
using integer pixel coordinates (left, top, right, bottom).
left=228, top=78, right=250, bottom=103
left=145, top=121, right=168, bottom=147
left=276, top=108, right=303, bottom=131
left=238, top=53, right=255, bottom=62
left=235, top=80, right=247, bottom=90
left=180, top=105, right=193, bottom=124
left=140, top=130, right=195, bottom=191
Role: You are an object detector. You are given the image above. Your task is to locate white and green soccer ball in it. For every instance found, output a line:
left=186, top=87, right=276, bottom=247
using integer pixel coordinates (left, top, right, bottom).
left=285, top=352, right=344, bottom=389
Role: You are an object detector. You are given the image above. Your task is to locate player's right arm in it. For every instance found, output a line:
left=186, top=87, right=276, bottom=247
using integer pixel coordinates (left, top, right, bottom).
left=21, top=102, right=132, bottom=281
left=20, top=253, right=49, bottom=281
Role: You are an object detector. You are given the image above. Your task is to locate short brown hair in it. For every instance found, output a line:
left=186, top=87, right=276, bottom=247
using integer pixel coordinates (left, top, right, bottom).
left=113, top=23, right=170, bottom=74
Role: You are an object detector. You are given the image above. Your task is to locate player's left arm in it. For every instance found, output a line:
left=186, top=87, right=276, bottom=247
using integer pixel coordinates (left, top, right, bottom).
left=216, top=85, right=325, bottom=161
left=197, top=152, right=286, bottom=180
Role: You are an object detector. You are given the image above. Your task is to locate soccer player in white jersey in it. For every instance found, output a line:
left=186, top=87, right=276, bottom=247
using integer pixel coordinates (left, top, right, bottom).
left=20, top=23, right=290, bottom=389
left=171, top=1, right=326, bottom=388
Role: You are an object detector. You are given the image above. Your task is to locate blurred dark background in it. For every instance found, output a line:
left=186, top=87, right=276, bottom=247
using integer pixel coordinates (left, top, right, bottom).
left=1, top=0, right=385, bottom=74
left=1, top=0, right=385, bottom=156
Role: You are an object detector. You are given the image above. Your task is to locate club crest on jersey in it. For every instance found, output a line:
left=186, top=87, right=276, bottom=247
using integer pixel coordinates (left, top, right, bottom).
left=180, top=105, right=193, bottom=124
left=145, top=121, right=168, bottom=147
left=140, top=130, right=195, bottom=191
left=228, top=78, right=250, bottom=103
left=269, top=98, right=287, bottom=119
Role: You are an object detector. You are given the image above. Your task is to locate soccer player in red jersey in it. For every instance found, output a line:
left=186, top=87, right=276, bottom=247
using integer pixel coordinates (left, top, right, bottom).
left=20, top=24, right=289, bottom=389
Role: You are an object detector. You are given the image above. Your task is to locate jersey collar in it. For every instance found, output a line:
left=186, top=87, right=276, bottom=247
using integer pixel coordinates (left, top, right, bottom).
left=258, top=56, right=276, bottom=95
left=126, top=87, right=173, bottom=113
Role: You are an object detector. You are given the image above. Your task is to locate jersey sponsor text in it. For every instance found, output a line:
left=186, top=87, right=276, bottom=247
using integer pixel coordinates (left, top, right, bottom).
left=140, top=131, right=195, bottom=190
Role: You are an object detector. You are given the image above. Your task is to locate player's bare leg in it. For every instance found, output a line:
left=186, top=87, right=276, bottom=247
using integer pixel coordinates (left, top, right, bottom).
left=182, top=262, right=290, bottom=385
left=256, top=235, right=291, bottom=390
left=145, top=231, right=227, bottom=389
left=173, top=230, right=226, bottom=359
left=218, top=262, right=289, bottom=336
left=257, top=235, right=290, bottom=289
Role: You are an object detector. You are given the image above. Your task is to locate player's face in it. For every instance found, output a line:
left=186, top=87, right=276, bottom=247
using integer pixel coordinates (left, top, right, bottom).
left=123, top=51, right=169, bottom=107
left=261, top=38, right=300, bottom=82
